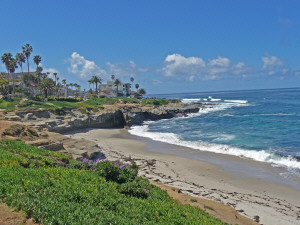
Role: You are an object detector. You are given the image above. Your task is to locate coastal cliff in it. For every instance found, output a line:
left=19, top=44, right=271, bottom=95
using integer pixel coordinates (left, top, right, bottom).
left=1, top=102, right=201, bottom=133
left=0, top=102, right=201, bottom=159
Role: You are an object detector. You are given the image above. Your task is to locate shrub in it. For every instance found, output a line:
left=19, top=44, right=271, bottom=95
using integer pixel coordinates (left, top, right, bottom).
left=120, top=177, right=150, bottom=199
left=2, top=95, right=13, bottom=102
left=96, top=161, right=136, bottom=184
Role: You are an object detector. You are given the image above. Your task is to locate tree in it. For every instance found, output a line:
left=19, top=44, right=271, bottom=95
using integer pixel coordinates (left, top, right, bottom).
left=38, top=78, right=54, bottom=98
left=138, top=88, right=146, bottom=96
left=0, top=73, right=9, bottom=95
left=114, top=78, right=121, bottom=95
left=33, top=55, right=41, bottom=69
left=9, top=58, right=18, bottom=96
left=36, top=66, right=43, bottom=78
left=111, top=74, right=115, bottom=82
left=22, top=44, right=33, bottom=74
left=1, top=53, right=12, bottom=79
left=53, top=72, right=58, bottom=85
left=74, top=83, right=81, bottom=96
left=135, top=83, right=139, bottom=91
left=62, top=79, right=67, bottom=97
left=15, top=53, right=25, bottom=76
left=130, top=77, right=134, bottom=90
left=56, top=82, right=63, bottom=97
left=91, top=75, right=102, bottom=96
left=88, top=79, right=92, bottom=90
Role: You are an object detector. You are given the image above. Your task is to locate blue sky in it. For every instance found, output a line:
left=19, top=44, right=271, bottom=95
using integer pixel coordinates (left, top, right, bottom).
left=1, top=0, right=300, bottom=94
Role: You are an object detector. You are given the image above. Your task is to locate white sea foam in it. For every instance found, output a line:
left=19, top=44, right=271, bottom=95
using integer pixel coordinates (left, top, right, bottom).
left=224, top=100, right=248, bottom=104
left=210, top=98, right=222, bottom=102
left=187, top=100, right=250, bottom=118
left=129, top=124, right=300, bottom=170
left=182, top=98, right=201, bottom=103
left=128, top=100, right=300, bottom=172
left=258, top=113, right=295, bottom=116
left=213, top=134, right=236, bottom=141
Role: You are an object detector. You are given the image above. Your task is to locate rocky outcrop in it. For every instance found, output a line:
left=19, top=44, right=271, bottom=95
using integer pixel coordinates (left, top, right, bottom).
left=122, top=103, right=201, bottom=126
left=0, top=102, right=201, bottom=133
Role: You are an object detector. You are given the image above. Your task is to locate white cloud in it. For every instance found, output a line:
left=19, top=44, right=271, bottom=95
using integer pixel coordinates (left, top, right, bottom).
left=106, top=60, right=147, bottom=77
left=282, top=67, right=289, bottom=74
left=262, top=55, right=283, bottom=70
left=161, top=54, right=249, bottom=80
left=232, top=62, right=252, bottom=75
left=207, top=56, right=230, bottom=75
left=67, top=52, right=107, bottom=80
left=202, top=74, right=220, bottom=80
left=43, top=67, right=59, bottom=74
left=152, top=79, right=162, bottom=85
left=188, top=75, right=195, bottom=82
left=295, top=71, right=300, bottom=78
left=162, top=53, right=206, bottom=76
left=43, top=67, right=59, bottom=80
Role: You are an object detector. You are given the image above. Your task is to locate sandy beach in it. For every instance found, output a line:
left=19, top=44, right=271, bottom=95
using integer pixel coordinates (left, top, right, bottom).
left=64, top=128, right=300, bottom=225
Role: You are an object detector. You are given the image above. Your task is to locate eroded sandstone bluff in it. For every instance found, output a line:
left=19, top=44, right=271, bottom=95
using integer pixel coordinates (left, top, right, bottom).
left=1, top=102, right=201, bottom=133
left=0, top=102, right=201, bottom=159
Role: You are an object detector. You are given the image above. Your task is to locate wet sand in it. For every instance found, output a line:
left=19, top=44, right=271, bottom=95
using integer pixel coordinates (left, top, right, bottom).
left=65, top=128, right=300, bottom=225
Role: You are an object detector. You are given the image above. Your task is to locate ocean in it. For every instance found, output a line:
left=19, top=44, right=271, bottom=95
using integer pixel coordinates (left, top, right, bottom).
left=129, top=88, right=300, bottom=177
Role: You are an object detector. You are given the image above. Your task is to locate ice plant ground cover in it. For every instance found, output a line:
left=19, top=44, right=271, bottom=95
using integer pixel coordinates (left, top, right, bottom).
left=0, top=97, right=181, bottom=111
left=0, top=140, right=226, bottom=224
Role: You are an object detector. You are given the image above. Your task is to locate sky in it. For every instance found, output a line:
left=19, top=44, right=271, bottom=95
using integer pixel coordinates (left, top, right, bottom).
left=0, top=0, right=300, bottom=94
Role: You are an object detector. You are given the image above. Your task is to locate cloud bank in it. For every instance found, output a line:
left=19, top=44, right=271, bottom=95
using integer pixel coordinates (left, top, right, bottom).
left=161, top=53, right=251, bottom=80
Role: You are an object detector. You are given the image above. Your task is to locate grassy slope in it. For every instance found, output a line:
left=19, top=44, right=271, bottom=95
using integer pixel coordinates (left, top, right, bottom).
left=0, top=140, right=226, bottom=225
left=0, top=97, right=181, bottom=111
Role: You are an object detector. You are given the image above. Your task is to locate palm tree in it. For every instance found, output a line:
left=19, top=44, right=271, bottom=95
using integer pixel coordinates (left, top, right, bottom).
left=111, top=74, right=115, bottom=82
left=22, top=44, right=33, bottom=74
left=9, top=58, right=18, bottom=96
left=56, top=82, right=62, bottom=97
left=53, top=73, right=58, bottom=85
left=66, top=83, right=71, bottom=96
left=135, top=83, right=139, bottom=91
left=1, top=53, right=12, bottom=79
left=114, top=78, right=121, bottom=95
left=74, top=83, right=81, bottom=96
left=33, top=55, right=41, bottom=69
left=91, top=75, right=102, bottom=96
left=62, top=79, right=67, bottom=97
left=88, top=79, right=92, bottom=90
left=69, top=83, right=74, bottom=92
left=15, top=53, right=25, bottom=76
left=130, top=77, right=134, bottom=90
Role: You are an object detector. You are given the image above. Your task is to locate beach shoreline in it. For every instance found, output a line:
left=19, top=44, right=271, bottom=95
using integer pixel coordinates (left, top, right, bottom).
left=64, top=128, right=300, bottom=225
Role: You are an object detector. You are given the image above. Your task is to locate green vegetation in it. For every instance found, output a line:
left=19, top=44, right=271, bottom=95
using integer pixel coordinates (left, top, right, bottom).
left=141, top=98, right=180, bottom=106
left=0, top=97, right=180, bottom=111
left=0, top=97, right=22, bottom=110
left=191, top=198, right=198, bottom=203
left=0, top=140, right=226, bottom=224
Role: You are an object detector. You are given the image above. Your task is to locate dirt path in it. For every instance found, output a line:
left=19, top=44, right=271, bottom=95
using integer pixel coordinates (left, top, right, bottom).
left=0, top=203, right=37, bottom=225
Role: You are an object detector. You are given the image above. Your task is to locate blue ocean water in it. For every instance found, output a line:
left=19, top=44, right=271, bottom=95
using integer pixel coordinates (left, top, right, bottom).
left=129, top=88, right=300, bottom=174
